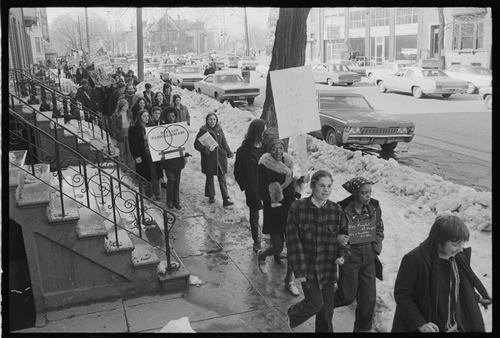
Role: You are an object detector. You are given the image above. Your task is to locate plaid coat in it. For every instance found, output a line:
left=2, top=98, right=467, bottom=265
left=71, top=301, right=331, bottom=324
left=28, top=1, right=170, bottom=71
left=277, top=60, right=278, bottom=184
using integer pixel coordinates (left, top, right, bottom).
left=286, top=196, right=350, bottom=289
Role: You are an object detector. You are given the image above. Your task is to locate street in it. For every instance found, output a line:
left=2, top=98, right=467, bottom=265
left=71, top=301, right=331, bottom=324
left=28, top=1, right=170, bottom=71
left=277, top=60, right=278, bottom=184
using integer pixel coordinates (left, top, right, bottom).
left=244, top=56, right=491, bottom=191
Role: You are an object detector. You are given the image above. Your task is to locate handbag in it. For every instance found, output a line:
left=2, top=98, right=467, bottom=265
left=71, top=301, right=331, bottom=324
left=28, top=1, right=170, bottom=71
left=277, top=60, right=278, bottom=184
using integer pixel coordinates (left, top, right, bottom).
left=375, top=255, right=383, bottom=281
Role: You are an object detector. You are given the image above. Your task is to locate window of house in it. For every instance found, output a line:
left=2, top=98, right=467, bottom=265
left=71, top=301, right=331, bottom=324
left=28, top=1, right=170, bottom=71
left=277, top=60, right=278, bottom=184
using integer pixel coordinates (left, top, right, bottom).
left=349, top=10, right=365, bottom=29
left=370, top=8, right=390, bottom=27
left=35, top=37, right=41, bottom=53
left=396, top=8, right=419, bottom=25
left=452, top=14, right=485, bottom=50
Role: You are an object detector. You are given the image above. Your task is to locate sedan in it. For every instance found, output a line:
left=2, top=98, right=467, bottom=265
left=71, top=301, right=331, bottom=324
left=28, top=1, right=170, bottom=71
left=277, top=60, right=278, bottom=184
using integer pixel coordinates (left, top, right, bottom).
left=478, top=85, right=492, bottom=110
left=238, top=56, right=259, bottom=70
left=157, top=63, right=178, bottom=82
left=224, top=56, right=239, bottom=68
left=308, top=91, right=415, bottom=151
left=194, top=70, right=260, bottom=105
left=329, top=59, right=366, bottom=76
left=169, top=66, right=205, bottom=89
left=375, top=67, right=469, bottom=99
left=312, top=63, right=361, bottom=86
left=366, top=61, right=413, bottom=83
left=113, top=57, right=129, bottom=73
left=256, top=62, right=270, bottom=77
left=444, top=64, right=492, bottom=94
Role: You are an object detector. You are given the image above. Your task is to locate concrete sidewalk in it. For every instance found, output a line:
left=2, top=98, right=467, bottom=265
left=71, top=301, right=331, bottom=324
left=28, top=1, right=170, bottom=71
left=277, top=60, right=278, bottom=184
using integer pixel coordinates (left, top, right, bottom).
left=15, top=207, right=360, bottom=333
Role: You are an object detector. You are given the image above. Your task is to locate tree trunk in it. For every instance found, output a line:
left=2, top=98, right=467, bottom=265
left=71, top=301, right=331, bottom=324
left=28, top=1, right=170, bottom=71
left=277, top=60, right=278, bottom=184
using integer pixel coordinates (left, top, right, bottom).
left=260, top=8, right=311, bottom=133
left=437, top=8, right=445, bottom=67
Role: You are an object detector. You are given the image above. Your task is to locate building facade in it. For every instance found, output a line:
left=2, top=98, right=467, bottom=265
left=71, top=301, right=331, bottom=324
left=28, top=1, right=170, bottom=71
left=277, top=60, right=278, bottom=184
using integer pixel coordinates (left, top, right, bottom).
left=306, top=7, right=491, bottom=69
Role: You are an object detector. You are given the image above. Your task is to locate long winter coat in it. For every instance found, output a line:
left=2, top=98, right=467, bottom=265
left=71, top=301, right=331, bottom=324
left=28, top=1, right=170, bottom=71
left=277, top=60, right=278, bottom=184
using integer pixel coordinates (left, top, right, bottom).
left=110, top=111, right=131, bottom=142
left=258, top=152, right=296, bottom=234
left=392, top=237, right=488, bottom=332
left=128, top=124, right=161, bottom=181
left=159, top=119, right=185, bottom=172
left=194, top=123, right=232, bottom=176
left=234, top=143, right=266, bottom=210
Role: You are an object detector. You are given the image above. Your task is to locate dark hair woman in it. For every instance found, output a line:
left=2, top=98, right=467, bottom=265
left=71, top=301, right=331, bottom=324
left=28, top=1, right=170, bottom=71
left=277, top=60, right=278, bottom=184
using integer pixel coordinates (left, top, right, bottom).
left=128, top=109, right=161, bottom=200
left=110, top=98, right=134, bottom=169
left=234, top=119, right=267, bottom=252
left=131, top=97, right=150, bottom=121
left=194, top=112, right=234, bottom=207
left=152, top=92, right=170, bottom=114
left=392, top=215, right=491, bottom=332
left=162, top=83, right=172, bottom=106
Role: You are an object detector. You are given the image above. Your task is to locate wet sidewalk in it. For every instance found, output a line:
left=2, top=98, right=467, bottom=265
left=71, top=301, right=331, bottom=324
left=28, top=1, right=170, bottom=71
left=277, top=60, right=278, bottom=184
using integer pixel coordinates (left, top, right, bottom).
left=15, top=206, right=359, bottom=333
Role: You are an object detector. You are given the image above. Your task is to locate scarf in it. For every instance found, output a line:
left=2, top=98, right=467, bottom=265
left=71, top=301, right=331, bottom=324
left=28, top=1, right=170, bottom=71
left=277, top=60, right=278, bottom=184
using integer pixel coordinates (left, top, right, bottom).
left=445, top=257, right=460, bottom=332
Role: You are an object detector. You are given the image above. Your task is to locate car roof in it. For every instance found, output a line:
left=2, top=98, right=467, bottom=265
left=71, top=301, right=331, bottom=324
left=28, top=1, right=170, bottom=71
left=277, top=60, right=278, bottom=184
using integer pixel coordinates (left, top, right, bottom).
left=315, top=90, right=364, bottom=97
left=214, top=69, right=242, bottom=75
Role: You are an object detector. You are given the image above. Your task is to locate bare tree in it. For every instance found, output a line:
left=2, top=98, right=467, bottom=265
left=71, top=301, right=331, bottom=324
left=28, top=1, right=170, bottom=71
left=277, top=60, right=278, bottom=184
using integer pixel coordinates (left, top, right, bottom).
left=437, top=8, right=445, bottom=67
left=260, top=8, right=311, bottom=139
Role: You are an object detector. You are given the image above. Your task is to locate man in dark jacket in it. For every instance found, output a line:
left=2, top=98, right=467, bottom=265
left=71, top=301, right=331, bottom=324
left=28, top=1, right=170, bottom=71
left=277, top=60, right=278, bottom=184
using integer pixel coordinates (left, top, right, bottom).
left=108, top=82, right=126, bottom=115
left=76, top=79, right=94, bottom=122
left=75, top=63, right=90, bottom=85
left=142, top=83, right=155, bottom=109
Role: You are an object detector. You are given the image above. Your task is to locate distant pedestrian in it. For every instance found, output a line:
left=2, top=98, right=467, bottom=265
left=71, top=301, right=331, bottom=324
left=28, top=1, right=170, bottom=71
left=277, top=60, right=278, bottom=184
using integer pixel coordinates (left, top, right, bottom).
left=334, top=176, right=385, bottom=332
left=75, top=63, right=89, bottom=85
left=392, top=215, right=491, bottom=332
left=110, top=98, right=134, bottom=169
left=194, top=112, right=234, bottom=207
left=75, top=79, right=94, bottom=122
left=234, top=119, right=267, bottom=252
left=256, top=127, right=300, bottom=296
left=287, top=170, right=350, bottom=332
left=172, top=94, right=190, bottom=125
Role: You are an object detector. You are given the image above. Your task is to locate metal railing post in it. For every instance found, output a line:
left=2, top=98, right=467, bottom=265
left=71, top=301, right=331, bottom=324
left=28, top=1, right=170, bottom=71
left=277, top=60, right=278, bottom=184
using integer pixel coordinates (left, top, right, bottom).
left=164, top=209, right=171, bottom=271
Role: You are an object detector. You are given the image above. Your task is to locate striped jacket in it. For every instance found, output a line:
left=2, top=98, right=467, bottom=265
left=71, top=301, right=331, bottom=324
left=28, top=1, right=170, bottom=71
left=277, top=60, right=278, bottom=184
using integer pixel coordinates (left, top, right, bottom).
left=286, top=196, right=350, bottom=289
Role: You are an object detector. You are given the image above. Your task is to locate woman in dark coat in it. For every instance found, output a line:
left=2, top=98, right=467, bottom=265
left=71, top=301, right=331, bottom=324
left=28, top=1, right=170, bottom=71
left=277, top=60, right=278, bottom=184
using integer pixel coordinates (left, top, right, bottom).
left=152, top=92, right=170, bottom=115
left=194, top=112, right=234, bottom=207
left=131, top=97, right=150, bottom=121
left=392, top=215, right=491, bottom=332
left=234, top=119, right=267, bottom=252
left=256, top=127, right=300, bottom=297
left=128, top=109, right=161, bottom=200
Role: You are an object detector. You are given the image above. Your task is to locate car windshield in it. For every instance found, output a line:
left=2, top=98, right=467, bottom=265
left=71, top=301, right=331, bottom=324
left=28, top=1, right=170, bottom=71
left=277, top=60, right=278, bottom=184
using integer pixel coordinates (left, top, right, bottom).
left=328, top=64, right=349, bottom=72
left=242, top=56, right=257, bottom=60
left=161, top=65, right=175, bottom=71
left=319, top=95, right=372, bottom=111
left=115, top=58, right=127, bottom=64
left=468, top=67, right=492, bottom=75
left=215, top=75, right=242, bottom=83
left=180, top=67, right=200, bottom=73
left=421, top=69, right=447, bottom=77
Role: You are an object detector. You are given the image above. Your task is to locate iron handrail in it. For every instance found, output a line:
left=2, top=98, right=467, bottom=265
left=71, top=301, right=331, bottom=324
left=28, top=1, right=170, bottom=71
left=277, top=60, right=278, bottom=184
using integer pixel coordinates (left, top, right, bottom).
left=9, top=100, right=177, bottom=270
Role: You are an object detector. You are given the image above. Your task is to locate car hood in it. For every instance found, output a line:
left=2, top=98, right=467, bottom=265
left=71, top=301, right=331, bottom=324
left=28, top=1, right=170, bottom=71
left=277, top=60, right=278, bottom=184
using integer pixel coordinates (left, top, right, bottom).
left=326, top=109, right=414, bottom=126
left=217, top=82, right=260, bottom=90
left=176, top=73, right=204, bottom=78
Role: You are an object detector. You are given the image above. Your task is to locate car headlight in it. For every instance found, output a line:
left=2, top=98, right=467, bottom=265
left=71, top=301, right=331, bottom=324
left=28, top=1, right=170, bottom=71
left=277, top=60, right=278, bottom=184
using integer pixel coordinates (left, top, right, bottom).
left=435, top=85, right=442, bottom=89
left=462, top=85, right=469, bottom=89
left=397, top=127, right=408, bottom=134
left=348, top=126, right=362, bottom=134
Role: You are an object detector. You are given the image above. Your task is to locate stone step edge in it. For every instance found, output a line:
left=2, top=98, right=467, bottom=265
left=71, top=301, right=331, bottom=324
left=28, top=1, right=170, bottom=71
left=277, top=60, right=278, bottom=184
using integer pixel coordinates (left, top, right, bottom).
left=17, top=164, right=51, bottom=208
left=47, top=176, right=80, bottom=225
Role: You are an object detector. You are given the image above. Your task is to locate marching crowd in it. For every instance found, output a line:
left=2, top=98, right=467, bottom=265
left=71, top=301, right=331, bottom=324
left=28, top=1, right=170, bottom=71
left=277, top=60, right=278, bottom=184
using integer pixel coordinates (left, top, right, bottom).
left=59, top=62, right=490, bottom=333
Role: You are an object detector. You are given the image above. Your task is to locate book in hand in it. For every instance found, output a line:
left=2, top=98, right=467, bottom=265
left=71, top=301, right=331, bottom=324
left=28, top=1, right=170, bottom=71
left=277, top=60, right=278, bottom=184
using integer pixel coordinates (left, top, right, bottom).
left=198, top=132, right=218, bottom=149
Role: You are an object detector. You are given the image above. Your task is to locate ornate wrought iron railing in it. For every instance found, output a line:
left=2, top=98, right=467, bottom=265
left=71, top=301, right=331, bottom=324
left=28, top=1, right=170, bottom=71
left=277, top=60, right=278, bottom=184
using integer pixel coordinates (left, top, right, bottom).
left=9, top=94, right=178, bottom=271
left=9, top=68, right=112, bottom=155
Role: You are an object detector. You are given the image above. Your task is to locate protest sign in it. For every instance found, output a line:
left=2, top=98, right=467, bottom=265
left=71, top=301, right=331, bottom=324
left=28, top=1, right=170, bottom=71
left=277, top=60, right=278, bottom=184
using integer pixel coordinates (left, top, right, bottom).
left=146, top=122, right=194, bottom=162
left=88, top=66, right=112, bottom=87
left=295, top=134, right=308, bottom=176
left=269, top=65, right=320, bottom=139
left=347, top=219, right=376, bottom=245
left=92, top=54, right=113, bottom=74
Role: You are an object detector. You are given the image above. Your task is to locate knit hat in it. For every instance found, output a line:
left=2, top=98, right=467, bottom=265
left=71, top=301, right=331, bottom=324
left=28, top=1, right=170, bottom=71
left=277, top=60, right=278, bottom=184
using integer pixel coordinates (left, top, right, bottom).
left=342, top=177, right=372, bottom=194
left=262, top=127, right=284, bottom=151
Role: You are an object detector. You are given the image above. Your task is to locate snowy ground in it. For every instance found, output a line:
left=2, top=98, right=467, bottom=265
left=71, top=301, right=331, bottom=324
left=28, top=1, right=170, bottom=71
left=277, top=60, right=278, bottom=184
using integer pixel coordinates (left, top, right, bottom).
left=154, top=85, right=492, bottom=332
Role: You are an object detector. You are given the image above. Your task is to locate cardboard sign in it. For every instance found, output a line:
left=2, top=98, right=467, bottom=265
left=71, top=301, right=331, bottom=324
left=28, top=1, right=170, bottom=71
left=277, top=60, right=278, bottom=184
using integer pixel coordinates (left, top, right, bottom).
left=269, top=65, right=321, bottom=139
left=88, top=66, right=112, bottom=87
left=347, top=218, right=376, bottom=245
left=296, top=134, right=308, bottom=176
left=92, top=54, right=113, bottom=74
left=146, top=122, right=194, bottom=162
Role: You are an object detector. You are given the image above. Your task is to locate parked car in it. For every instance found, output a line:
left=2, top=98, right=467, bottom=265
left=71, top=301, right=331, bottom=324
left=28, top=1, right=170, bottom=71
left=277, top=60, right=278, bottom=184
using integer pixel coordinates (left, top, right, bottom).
left=169, top=66, right=205, bottom=89
left=329, top=59, right=366, bottom=76
left=194, top=69, right=260, bottom=105
left=444, top=64, right=492, bottom=94
left=312, top=63, right=362, bottom=86
left=237, top=56, right=259, bottom=70
left=113, top=57, right=129, bottom=73
left=224, top=55, right=239, bottom=68
left=308, top=91, right=415, bottom=151
left=375, top=67, right=469, bottom=99
left=256, top=62, right=270, bottom=77
left=158, top=63, right=179, bottom=82
left=478, top=85, right=492, bottom=110
left=187, top=54, right=201, bottom=64
left=366, top=61, right=413, bottom=83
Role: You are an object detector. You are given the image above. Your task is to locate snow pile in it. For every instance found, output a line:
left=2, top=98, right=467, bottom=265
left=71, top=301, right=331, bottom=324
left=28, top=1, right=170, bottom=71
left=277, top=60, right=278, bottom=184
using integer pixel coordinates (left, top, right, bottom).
left=166, top=86, right=492, bottom=332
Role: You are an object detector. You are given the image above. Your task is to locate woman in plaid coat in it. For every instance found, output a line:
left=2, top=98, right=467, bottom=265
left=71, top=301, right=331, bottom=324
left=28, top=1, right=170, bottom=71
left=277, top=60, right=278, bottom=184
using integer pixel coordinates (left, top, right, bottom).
left=286, top=170, right=350, bottom=332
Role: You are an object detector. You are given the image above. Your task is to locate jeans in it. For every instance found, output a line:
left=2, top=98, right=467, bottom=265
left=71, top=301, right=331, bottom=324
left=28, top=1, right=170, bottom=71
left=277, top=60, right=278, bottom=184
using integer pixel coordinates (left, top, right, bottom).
left=288, top=271, right=335, bottom=332
left=204, top=173, right=229, bottom=200
left=165, top=169, right=181, bottom=205
left=334, top=243, right=376, bottom=332
left=259, top=233, right=293, bottom=283
left=117, top=137, right=134, bottom=170
left=249, top=208, right=260, bottom=243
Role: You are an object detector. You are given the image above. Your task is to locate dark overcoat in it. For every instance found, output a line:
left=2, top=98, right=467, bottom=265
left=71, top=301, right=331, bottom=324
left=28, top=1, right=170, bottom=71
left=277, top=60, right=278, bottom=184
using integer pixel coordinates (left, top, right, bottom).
left=258, top=152, right=295, bottom=234
left=234, top=143, right=266, bottom=210
left=392, top=237, right=487, bottom=332
left=194, top=124, right=232, bottom=176
left=128, top=124, right=161, bottom=181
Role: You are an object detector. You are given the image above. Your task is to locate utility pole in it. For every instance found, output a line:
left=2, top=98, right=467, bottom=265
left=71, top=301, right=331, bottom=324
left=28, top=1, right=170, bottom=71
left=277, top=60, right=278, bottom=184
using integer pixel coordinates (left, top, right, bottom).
left=244, top=8, right=250, bottom=56
left=77, top=15, right=89, bottom=65
left=223, top=8, right=226, bottom=51
left=165, top=8, right=169, bottom=54
left=137, top=8, right=144, bottom=82
left=85, top=8, right=91, bottom=58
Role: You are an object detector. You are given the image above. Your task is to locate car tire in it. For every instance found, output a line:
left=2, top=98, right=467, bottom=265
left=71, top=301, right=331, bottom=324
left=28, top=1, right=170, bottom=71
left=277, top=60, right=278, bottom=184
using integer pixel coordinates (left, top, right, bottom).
left=381, top=142, right=398, bottom=151
left=327, top=78, right=334, bottom=86
left=347, top=82, right=353, bottom=86
left=378, top=81, right=387, bottom=93
left=485, top=95, right=492, bottom=110
left=412, top=86, right=423, bottom=99
left=466, top=83, right=476, bottom=94
left=325, top=128, right=338, bottom=146
left=441, top=94, right=452, bottom=98
left=197, top=88, right=202, bottom=95
left=214, top=93, right=224, bottom=103
left=247, top=97, right=255, bottom=105
left=368, top=73, right=374, bottom=83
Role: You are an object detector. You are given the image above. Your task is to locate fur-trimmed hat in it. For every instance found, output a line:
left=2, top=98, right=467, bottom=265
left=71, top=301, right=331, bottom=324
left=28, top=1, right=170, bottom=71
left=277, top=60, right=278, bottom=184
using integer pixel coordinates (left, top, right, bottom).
left=262, top=127, right=284, bottom=151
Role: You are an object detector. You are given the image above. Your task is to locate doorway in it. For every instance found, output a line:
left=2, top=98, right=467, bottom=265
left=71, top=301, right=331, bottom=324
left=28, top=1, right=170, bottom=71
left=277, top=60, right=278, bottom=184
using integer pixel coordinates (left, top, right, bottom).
left=430, top=25, right=440, bottom=58
left=8, top=220, right=36, bottom=331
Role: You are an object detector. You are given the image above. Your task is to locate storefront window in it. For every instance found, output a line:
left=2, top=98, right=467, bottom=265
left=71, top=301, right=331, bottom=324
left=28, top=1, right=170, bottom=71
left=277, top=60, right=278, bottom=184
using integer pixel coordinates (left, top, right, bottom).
left=370, top=8, right=390, bottom=27
left=349, top=9, right=365, bottom=29
left=395, top=35, right=417, bottom=61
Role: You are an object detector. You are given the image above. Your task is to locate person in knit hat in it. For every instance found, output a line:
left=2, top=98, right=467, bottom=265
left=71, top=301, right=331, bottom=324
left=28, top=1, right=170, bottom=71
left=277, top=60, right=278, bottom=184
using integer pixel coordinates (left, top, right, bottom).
left=256, top=127, right=300, bottom=297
